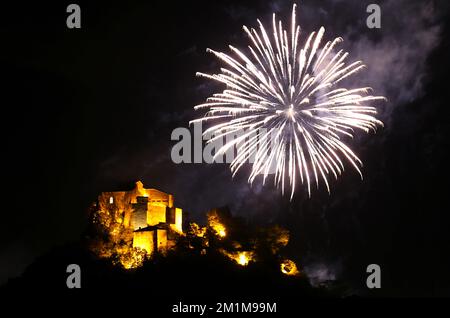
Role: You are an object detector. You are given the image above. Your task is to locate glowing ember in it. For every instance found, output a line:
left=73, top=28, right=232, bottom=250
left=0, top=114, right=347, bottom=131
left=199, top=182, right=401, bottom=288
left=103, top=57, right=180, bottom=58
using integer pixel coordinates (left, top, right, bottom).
left=280, top=259, right=300, bottom=276
left=237, top=253, right=249, bottom=266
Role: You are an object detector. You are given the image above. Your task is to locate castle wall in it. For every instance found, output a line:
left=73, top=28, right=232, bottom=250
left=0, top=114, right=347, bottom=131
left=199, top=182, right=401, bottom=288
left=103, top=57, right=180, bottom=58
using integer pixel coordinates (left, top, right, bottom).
left=131, top=197, right=149, bottom=230
left=169, top=208, right=183, bottom=233
left=147, top=204, right=167, bottom=226
left=146, top=189, right=170, bottom=204
left=133, top=229, right=170, bottom=255
left=133, top=230, right=154, bottom=254
left=156, top=229, right=168, bottom=252
left=168, top=194, right=174, bottom=208
left=98, top=191, right=134, bottom=227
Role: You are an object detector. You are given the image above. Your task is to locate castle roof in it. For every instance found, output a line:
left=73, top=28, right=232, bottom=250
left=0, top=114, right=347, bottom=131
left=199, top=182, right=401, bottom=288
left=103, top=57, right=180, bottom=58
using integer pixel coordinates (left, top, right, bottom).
left=133, top=223, right=169, bottom=232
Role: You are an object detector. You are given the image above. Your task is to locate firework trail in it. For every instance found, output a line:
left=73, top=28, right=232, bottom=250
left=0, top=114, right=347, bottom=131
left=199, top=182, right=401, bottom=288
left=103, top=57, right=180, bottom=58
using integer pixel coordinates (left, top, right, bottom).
left=192, top=4, right=385, bottom=199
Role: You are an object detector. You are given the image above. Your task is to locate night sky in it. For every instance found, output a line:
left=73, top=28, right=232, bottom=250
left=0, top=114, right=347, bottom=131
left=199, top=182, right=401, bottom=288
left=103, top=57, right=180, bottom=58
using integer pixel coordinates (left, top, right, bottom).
left=2, top=0, right=450, bottom=296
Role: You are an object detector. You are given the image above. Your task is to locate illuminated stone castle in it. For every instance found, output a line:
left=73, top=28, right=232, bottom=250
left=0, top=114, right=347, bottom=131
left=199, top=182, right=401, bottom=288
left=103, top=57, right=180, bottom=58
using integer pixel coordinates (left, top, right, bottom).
left=97, top=181, right=183, bottom=254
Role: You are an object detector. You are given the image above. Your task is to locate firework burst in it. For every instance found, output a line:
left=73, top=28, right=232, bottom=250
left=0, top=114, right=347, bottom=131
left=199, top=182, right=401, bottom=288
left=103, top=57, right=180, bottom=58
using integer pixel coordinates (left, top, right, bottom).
left=191, top=4, right=385, bottom=199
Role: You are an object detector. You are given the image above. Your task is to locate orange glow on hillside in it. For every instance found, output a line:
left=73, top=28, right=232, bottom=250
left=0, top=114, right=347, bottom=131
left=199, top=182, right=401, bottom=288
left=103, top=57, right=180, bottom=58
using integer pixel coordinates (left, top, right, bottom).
left=221, top=250, right=255, bottom=266
left=208, top=211, right=226, bottom=238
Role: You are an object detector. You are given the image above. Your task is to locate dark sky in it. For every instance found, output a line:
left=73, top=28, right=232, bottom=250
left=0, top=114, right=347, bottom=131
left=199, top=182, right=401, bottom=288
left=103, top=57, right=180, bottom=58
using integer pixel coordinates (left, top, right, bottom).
left=2, top=0, right=450, bottom=295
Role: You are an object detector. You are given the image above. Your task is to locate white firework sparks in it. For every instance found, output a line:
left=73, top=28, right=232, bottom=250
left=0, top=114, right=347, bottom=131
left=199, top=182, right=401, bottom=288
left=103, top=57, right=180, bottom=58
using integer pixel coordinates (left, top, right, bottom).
left=191, top=4, right=385, bottom=199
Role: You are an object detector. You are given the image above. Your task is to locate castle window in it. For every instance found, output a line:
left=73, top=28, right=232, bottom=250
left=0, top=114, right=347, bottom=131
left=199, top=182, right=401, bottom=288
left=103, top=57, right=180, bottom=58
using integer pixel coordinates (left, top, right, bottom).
left=109, top=196, right=114, bottom=204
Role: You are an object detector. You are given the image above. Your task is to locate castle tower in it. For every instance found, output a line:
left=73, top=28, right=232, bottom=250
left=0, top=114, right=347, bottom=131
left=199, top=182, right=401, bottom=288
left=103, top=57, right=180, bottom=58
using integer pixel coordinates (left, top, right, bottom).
left=131, top=196, right=148, bottom=230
